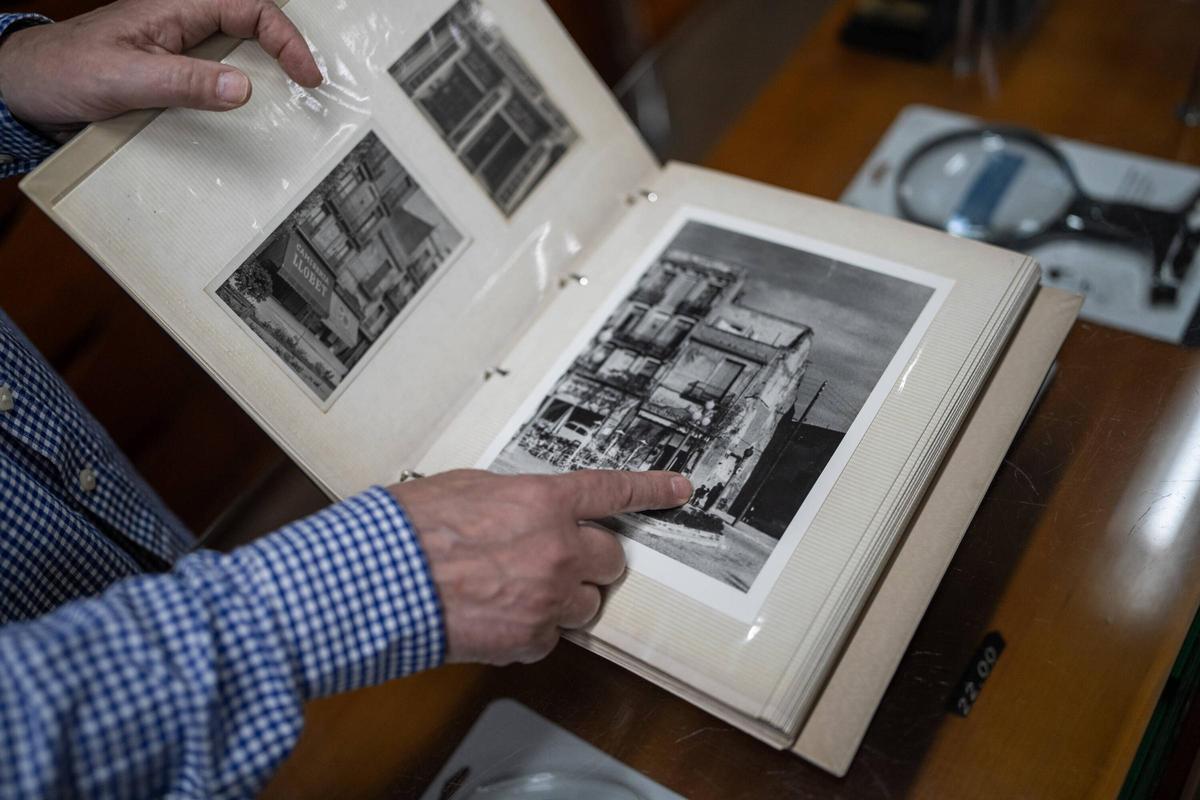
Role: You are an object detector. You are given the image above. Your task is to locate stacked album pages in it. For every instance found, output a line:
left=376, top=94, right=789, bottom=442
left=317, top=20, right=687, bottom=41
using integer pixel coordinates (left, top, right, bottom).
left=23, top=0, right=1041, bottom=750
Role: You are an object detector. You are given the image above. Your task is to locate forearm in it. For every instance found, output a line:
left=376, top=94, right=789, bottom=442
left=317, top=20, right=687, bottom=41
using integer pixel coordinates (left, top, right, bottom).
left=0, top=14, right=57, bottom=179
left=0, top=487, right=444, bottom=798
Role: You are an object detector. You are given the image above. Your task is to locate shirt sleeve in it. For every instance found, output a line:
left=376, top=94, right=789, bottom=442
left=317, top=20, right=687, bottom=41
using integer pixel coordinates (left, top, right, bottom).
left=0, top=14, right=59, bottom=179
left=0, top=486, right=446, bottom=798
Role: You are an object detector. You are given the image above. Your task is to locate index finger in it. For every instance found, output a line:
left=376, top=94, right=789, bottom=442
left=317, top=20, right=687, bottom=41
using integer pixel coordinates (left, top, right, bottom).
left=217, top=0, right=323, bottom=88
left=554, top=470, right=692, bottom=520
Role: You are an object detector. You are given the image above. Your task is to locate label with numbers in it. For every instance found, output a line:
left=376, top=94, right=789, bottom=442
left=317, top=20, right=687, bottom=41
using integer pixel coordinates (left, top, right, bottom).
left=949, top=631, right=1005, bottom=717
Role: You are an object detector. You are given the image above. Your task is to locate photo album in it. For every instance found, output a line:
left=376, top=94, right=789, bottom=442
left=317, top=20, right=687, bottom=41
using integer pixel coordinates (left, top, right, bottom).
left=22, top=0, right=1067, bottom=772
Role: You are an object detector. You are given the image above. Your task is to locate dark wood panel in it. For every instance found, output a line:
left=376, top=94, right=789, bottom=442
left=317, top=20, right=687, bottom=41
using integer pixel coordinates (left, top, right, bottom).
left=548, top=0, right=706, bottom=84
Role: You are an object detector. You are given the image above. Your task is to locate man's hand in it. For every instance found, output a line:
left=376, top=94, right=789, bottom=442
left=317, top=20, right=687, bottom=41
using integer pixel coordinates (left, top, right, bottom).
left=391, top=469, right=692, bottom=666
left=0, top=0, right=322, bottom=136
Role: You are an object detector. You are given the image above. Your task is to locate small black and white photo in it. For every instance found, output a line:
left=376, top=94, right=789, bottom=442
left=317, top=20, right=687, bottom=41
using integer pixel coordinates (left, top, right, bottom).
left=389, top=0, right=579, bottom=216
left=494, top=220, right=935, bottom=593
left=214, top=131, right=466, bottom=404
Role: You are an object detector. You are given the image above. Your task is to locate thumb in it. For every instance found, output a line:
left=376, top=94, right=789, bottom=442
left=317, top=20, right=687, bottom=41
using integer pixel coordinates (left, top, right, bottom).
left=120, top=53, right=252, bottom=113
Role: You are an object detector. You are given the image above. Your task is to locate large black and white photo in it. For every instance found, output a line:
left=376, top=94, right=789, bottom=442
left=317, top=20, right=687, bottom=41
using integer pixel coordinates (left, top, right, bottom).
left=389, top=0, right=579, bottom=216
left=214, top=131, right=466, bottom=405
left=493, top=220, right=937, bottom=597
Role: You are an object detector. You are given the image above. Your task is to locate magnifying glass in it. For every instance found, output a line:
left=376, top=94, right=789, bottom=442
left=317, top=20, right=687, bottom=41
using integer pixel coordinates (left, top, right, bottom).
left=895, top=127, right=1200, bottom=304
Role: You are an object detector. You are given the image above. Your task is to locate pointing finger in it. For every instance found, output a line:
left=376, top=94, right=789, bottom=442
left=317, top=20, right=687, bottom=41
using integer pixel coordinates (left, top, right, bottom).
left=556, top=469, right=692, bottom=520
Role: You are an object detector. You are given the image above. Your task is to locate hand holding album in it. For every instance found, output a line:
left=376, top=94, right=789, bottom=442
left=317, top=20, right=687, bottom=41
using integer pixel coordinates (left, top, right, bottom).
left=0, top=0, right=322, bottom=134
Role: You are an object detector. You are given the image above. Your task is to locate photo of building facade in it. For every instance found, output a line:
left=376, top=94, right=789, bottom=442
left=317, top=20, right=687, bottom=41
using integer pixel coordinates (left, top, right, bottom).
left=495, top=221, right=934, bottom=592
left=390, top=0, right=579, bottom=216
left=215, top=131, right=465, bottom=404
left=495, top=247, right=846, bottom=590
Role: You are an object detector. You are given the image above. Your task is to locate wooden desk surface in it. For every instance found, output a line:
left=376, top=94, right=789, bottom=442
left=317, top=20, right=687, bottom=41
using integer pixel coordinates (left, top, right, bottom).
left=265, top=0, right=1200, bottom=797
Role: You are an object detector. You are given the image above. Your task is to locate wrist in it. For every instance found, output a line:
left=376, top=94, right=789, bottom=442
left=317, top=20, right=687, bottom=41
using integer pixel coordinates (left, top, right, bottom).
left=0, top=13, right=62, bottom=170
left=0, top=15, right=47, bottom=103
left=0, top=30, right=23, bottom=101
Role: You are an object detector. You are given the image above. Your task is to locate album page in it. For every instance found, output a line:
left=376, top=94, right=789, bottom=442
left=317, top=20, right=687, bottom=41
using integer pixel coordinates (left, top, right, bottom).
left=792, top=286, right=1080, bottom=774
left=23, top=0, right=656, bottom=498
left=419, top=162, right=1038, bottom=740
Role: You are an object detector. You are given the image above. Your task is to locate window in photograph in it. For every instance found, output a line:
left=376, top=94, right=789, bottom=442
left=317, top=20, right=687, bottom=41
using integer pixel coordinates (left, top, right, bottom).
left=389, top=0, right=579, bottom=216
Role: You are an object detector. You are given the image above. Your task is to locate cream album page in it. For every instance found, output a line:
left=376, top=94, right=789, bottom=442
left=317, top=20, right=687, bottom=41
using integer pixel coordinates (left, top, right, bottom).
left=25, top=0, right=656, bottom=498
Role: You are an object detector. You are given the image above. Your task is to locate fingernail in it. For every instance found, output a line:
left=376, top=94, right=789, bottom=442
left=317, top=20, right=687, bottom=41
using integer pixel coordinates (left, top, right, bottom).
left=217, top=71, right=250, bottom=104
left=671, top=475, right=693, bottom=504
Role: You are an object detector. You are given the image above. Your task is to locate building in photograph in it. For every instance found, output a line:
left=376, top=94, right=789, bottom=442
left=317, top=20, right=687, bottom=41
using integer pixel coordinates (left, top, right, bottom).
left=216, top=133, right=462, bottom=401
left=390, top=0, right=578, bottom=215
left=505, top=250, right=847, bottom=541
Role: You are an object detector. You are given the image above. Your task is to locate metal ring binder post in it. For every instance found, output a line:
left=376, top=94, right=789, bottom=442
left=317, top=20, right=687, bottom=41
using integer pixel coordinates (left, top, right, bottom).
left=626, top=189, right=660, bottom=205
left=559, top=273, right=590, bottom=288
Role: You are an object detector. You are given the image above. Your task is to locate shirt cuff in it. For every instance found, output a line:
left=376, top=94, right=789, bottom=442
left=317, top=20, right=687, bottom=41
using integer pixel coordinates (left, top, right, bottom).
left=0, top=14, right=59, bottom=178
left=230, top=486, right=446, bottom=700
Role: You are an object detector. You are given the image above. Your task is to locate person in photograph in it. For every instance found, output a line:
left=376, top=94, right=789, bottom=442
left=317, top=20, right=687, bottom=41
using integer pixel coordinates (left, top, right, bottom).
left=0, top=0, right=692, bottom=796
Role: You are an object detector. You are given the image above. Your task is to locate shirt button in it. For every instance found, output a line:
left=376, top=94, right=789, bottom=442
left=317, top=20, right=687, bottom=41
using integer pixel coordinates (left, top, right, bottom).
left=78, top=467, right=98, bottom=493
left=0, top=385, right=12, bottom=413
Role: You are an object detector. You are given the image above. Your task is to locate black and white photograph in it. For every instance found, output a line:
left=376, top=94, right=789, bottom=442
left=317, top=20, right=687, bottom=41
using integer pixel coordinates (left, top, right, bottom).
left=494, top=220, right=935, bottom=593
left=214, top=131, right=466, bottom=404
left=389, top=0, right=579, bottom=216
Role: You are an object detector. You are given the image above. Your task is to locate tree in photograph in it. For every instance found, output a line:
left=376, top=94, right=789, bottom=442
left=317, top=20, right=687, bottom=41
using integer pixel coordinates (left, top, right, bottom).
left=233, top=260, right=274, bottom=302
left=215, top=283, right=255, bottom=319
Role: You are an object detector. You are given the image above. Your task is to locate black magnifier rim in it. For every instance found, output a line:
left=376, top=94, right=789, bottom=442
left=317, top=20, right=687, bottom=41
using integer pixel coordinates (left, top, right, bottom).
left=894, top=126, right=1085, bottom=242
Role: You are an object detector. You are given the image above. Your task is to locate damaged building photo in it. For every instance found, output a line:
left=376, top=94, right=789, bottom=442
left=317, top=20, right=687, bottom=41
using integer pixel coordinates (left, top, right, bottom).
left=495, top=221, right=934, bottom=591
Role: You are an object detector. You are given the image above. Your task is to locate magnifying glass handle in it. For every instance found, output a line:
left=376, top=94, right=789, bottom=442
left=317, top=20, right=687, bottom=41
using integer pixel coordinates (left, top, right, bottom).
left=1163, top=227, right=1200, bottom=294
left=1067, top=198, right=1186, bottom=264
left=1061, top=198, right=1193, bottom=305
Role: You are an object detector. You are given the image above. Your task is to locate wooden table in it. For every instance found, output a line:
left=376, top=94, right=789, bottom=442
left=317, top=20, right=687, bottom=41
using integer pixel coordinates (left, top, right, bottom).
left=264, top=0, right=1200, bottom=797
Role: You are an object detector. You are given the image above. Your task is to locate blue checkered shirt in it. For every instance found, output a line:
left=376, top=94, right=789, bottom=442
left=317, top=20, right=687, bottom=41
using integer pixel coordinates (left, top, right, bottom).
left=0, top=20, right=447, bottom=794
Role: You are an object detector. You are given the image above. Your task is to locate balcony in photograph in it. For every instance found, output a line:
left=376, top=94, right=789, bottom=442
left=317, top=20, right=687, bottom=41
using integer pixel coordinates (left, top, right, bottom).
left=592, top=370, right=654, bottom=396
left=674, top=297, right=716, bottom=318
left=679, top=380, right=726, bottom=405
left=610, top=329, right=677, bottom=359
left=629, top=286, right=666, bottom=306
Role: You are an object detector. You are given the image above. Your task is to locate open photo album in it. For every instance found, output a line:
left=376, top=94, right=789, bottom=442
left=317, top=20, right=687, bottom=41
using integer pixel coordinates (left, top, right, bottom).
left=23, top=0, right=1054, bottom=768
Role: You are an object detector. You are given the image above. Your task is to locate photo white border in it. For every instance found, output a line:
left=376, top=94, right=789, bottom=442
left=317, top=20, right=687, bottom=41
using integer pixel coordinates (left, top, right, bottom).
left=478, top=206, right=953, bottom=622
left=205, top=125, right=472, bottom=411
